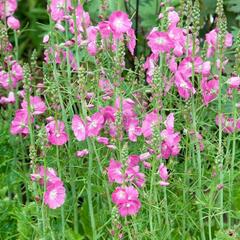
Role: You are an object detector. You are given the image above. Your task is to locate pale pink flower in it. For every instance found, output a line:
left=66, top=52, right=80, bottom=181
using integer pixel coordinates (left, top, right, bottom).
left=158, top=163, right=169, bottom=186
left=0, top=0, right=17, bottom=19
left=0, top=91, right=15, bottom=104
left=31, top=165, right=61, bottom=186
left=216, top=114, right=239, bottom=134
left=168, top=11, right=180, bottom=28
left=107, top=159, right=124, bottom=184
left=86, top=112, right=104, bottom=137
left=7, top=16, right=20, bottom=30
left=87, top=26, right=98, bottom=56
left=49, top=0, right=72, bottom=22
left=72, top=115, right=86, bottom=141
left=226, top=77, right=240, bottom=89
left=76, top=149, right=89, bottom=157
left=21, top=96, right=46, bottom=115
left=10, top=109, right=32, bottom=135
left=43, top=34, right=50, bottom=44
left=44, top=181, right=66, bottom=209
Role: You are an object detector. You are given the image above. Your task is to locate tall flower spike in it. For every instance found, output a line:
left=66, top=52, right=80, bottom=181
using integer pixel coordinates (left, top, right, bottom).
left=192, top=0, right=200, bottom=36
left=216, top=0, right=224, bottom=17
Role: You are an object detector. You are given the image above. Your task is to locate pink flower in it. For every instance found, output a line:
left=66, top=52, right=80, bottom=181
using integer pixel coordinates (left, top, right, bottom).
left=227, top=77, right=240, bottom=89
left=124, top=117, right=141, bottom=142
left=10, top=109, right=32, bottom=135
left=49, top=0, right=72, bottom=22
left=72, top=115, right=86, bottom=141
left=43, top=34, right=50, bottom=44
left=224, top=32, right=233, bottom=48
left=0, top=91, right=15, bottom=104
left=46, top=120, right=68, bottom=145
left=98, top=21, right=112, bottom=39
left=76, top=149, right=89, bottom=157
left=68, top=5, right=91, bottom=34
left=216, top=114, right=239, bottom=134
left=87, top=26, right=98, bottom=56
left=147, top=30, right=174, bottom=54
left=0, top=0, right=17, bottom=19
left=168, top=11, right=180, bottom=28
left=112, top=186, right=141, bottom=217
left=97, top=136, right=109, bottom=145
left=86, top=112, right=104, bottom=137
left=7, top=16, right=20, bottom=30
left=174, top=71, right=195, bottom=100
left=44, top=181, right=66, bottom=209
left=201, top=77, right=219, bottom=106
left=107, top=159, right=124, bottom=184
left=160, top=113, right=181, bottom=159
left=142, top=110, right=161, bottom=138
left=126, top=29, right=136, bottom=55
left=31, top=165, right=61, bottom=186
left=21, top=96, right=46, bottom=115
left=158, top=163, right=169, bottom=186
left=126, top=166, right=145, bottom=187
left=109, top=11, right=132, bottom=36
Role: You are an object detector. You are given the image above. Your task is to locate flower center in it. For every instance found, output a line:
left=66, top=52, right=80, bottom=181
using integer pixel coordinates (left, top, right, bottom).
left=49, top=189, right=57, bottom=200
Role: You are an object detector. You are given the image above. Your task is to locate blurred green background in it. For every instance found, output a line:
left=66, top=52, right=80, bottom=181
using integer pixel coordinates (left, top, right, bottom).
left=12, top=0, right=240, bottom=59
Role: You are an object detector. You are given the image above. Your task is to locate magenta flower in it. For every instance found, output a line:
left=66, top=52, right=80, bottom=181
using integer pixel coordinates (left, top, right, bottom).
left=72, top=115, right=86, bottom=141
left=142, top=110, right=161, bottom=138
left=44, top=181, right=66, bottom=209
left=107, top=159, right=124, bottom=184
left=126, top=166, right=145, bottom=188
left=21, top=96, right=47, bottom=115
left=174, top=71, right=195, bottom=100
left=109, top=11, right=132, bottom=36
left=124, top=117, right=141, bottom=142
left=46, top=120, right=68, bottom=145
left=158, top=163, right=169, bottom=186
left=10, top=109, right=32, bottom=135
left=98, top=21, right=111, bottom=39
left=126, top=29, right=136, bottom=55
left=201, top=77, right=219, bottom=106
left=86, top=112, right=104, bottom=137
left=147, top=30, right=174, bottom=54
left=112, top=186, right=141, bottom=217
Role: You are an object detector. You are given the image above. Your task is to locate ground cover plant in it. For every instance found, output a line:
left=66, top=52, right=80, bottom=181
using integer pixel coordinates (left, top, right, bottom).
left=0, top=0, right=240, bottom=239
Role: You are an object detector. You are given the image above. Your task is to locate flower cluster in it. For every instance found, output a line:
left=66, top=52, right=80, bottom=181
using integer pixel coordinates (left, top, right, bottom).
left=31, top=166, right=66, bottom=209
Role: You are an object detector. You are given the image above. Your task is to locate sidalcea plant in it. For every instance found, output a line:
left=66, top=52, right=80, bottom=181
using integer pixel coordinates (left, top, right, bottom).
left=0, top=0, right=240, bottom=239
